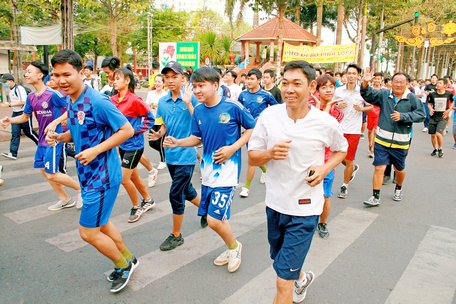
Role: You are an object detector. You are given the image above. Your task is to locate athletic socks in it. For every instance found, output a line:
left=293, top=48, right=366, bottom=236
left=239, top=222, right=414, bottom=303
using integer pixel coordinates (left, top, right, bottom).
left=114, top=256, right=129, bottom=269
left=260, top=165, right=267, bottom=173
left=244, top=180, right=252, bottom=189
left=395, top=184, right=402, bottom=191
left=373, top=189, right=380, bottom=200
left=296, top=274, right=308, bottom=287
left=227, top=240, right=238, bottom=250
left=121, top=247, right=133, bottom=262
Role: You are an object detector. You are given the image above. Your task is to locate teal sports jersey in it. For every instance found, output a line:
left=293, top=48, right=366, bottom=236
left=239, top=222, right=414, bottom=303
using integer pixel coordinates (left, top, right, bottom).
left=156, top=91, right=198, bottom=165
left=238, top=88, right=278, bottom=119
left=191, top=97, right=255, bottom=187
left=67, top=86, right=128, bottom=191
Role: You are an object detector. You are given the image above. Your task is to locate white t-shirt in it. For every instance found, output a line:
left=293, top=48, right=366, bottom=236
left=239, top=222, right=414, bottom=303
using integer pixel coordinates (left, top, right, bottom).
left=248, top=104, right=348, bottom=217
left=226, top=83, right=242, bottom=101
left=146, top=89, right=168, bottom=125
left=9, top=85, right=28, bottom=112
left=420, top=85, right=428, bottom=103
left=83, top=77, right=99, bottom=91
left=334, top=85, right=365, bottom=134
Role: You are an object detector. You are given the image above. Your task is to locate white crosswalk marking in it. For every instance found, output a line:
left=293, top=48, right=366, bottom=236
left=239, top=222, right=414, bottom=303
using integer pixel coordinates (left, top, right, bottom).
left=221, top=207, right=378, bottom=303
left=385, top=225, right=456, bottom=304
left=46, top=200, right=172, bottom=252
left=3, top=174, right=172, bottom=223
left=2, top=162, right=76, bottom=179
left=126, top=201, right=266, bottom=291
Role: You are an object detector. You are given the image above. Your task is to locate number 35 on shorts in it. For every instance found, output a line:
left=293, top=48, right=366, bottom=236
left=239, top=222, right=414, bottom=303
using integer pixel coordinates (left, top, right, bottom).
left=211, top=192, right=229, bottom=208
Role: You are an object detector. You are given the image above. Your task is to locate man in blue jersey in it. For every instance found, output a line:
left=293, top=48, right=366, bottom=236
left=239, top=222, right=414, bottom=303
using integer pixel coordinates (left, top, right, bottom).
left=238, top=68, right=278, bottom=198
left=164, top=67, right=255, bottom=272
left=46, top=50, right=137, bottom=293
left=148, top=61, right=201, bottom=251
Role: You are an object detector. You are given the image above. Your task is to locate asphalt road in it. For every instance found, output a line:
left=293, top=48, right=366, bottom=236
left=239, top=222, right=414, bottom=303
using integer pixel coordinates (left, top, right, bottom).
left=1, top=116, right=455, bottom=304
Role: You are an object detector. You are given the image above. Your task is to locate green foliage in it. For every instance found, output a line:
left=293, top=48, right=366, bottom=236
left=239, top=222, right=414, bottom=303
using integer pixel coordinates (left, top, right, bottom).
left=195, top=31, right=234, bottom=65
left=288, top=4, right=337, bottom=31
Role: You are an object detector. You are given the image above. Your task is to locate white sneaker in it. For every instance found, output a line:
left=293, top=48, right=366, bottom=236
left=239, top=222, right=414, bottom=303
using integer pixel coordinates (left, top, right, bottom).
left=148, top=168, right=158, bottom=187
left=76, top=192, right=83, bottom=209
left=48, top=198, right=76, bottom=211
left=293, top=270, right=315, bottom=303
left=213, top=249, right=230, bottom=266
left=422, top=127, right=428, bottom=132
left=157, top=162, right=166, bottom=170
left=239, top=187, right=249, bottom=198
left=227, top=241, right=242, bottom=273
left=260, top=172, right=266, bottom=184
left=1, top=152, right=17, bottom=160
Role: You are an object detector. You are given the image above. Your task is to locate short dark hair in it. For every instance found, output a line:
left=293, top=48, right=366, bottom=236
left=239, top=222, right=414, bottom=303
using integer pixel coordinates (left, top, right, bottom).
left=325, top=70, right=334, bottom=77
left=51, top=49, right=83, bottom=72
left=241, top=73, right=247, bottom=77
left=373, top=72, right=383, bottom=78
left=213, top=66, right=223, bottom=76
left=84, top=65, right=93, bottom=71
left=316, top=75, right=336, bottom=90
left=101, top=56, right=120, bottom=71
left=335, top=72, right=341, bottom=77
left=30, top=61, right=49, bottom=80
left=438, top=77, right=449, bottom=85
left=283, top=60, right=316, bottom=82
left=191, top=67, right=220, bottom=85
left=384, top=77, right=391, bottom=84
left=392, top=72, right=411, bottom=83
left=263, top=69, right=275, bottom=78
left=431, top=74, right=438, bottom=78
left=114, top=67, right=135, bottom=93
left=346, top=63, right=362, bottom=74
left=226, top=70, right=237, bottom=80
left=247, top=68, right=262, bottom=79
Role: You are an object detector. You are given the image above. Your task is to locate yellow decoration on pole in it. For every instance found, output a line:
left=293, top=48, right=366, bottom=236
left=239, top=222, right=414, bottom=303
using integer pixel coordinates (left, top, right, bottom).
left=442, top=21, right=456, bottom=36
left=427, top=22, right=436, bottom=33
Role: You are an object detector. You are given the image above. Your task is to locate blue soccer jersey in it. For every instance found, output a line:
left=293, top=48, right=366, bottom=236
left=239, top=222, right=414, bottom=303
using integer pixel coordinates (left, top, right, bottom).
left=66, top=86, right=128, bottom=191
left=156, top=91, right=198, bottom=165
left=238, top=88, right=278, bottom=119
left=192, top=97, right=256, bottom=187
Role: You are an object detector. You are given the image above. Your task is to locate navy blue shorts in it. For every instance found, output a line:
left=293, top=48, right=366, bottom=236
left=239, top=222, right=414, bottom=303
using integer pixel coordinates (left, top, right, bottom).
left=34, top=144, right=64, bottom=174
left=266, top=207, right=318, bottom=280
left=372, top=142, right=407, bottom=171
left=167, top=164, right=198, bottom=215
left=199, top=186, right=235, bottom=221
left=362, top=111, right=367, bottom=123
left=79, top=184, right=120, bottom=228
left=323, top=169, right=335, bottom=198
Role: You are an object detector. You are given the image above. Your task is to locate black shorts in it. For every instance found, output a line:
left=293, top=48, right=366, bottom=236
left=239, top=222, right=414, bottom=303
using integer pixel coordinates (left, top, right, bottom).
left=428, top=117, right=447, bottom=135
left=119, top=148, right=143, bottom=169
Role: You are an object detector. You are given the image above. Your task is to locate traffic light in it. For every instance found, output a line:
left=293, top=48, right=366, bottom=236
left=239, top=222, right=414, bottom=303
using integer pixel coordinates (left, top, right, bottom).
left=414, top=11, right=420, bottom=24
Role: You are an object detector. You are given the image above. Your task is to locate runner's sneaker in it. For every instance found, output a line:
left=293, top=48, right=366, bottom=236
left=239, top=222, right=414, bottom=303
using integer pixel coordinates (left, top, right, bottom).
left=368, top=151, right=374, bottom=158
left=157, top=162, right=166, bottom=170
left=438, top=149, right=444, bottom=158
left=227, top=241, right=242, bottom=273
left=349, top=164, right=360, bottom=182
left=213, top=249, right=229, bottom=266
left=317, top=223, right=329, bottom=238
left=431, top=149, right=437, bottom=156
left=239, top=187, right=249, bottom=198
left=140, top=199, right=155, bottom=213
left=337, top=185, right=348, bottom=199
left=107, top=256, right=139, bottom=282
left=363, top=196, right=380, bottom=207
left=392, top=189, right=403, bottom=201
left=76, top=191, right=83, bottom=209
left=160, top=233, right=184, bottom=251
left=293, top=270, right=315, bottom=304
left=260, top=172, right=266, bottom=184
left=147, top=168, right=158, bottom=187
left=128, top=207, right=143, bottom=223
left=110, top=261, right=135, bottom=293
left=422, top=127, right=428, bottom=132
left=200, top=215, right=208, bottom=228
left=48, top=198, right=76, bottom=211
left=1, top=152, right=17, bottom=160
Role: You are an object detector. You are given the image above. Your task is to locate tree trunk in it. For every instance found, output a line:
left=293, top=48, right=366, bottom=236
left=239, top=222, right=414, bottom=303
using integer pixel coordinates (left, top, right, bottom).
left=253, top=1, right=259, bottom=28
left=416, top=46, right=424, bottom=79
left=357, top=0, right=367, bottom=67
left=110, top=17, right=118, bottom=57
left=276, top=5, right=286, bottom=77
left=335, top=0, right=344, bottom=71
left=295, top=4, right=301, bottom=26
left=354, top=0, right=363, bottom=66
left=316, top=0, right=323, bottom=46
left=61, top=0, right=74, bottom=50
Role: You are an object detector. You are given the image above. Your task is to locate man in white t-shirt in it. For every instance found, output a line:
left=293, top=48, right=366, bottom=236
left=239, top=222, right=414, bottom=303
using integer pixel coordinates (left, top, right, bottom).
left=334, top=63, right=371, bottom=199
left=223, top=70, right=242, bottom=101
left=248, top=61, right=347, bottom=304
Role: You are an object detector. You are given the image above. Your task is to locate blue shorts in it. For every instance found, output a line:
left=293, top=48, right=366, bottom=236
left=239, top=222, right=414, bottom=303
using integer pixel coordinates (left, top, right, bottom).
left=79, top=184, right=120, bottom=228
left=266, top=207, right=318, bottom=280
left=323, top=169, right=335, bottom=198
left=362, top=111, right=367, bottom=123
left=373, top=142, right=407, bottom=171
left=199, top=186, right=235, bottom=221
left=34, top=144, right=64, bottom=174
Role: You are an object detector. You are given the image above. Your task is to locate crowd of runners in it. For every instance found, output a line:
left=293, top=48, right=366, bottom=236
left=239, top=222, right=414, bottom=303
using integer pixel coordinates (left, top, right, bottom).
left=1, top=49, right=455, bottom=303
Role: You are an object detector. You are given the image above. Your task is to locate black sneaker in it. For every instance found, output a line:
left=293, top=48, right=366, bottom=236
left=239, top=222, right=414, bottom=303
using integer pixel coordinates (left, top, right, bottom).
left=140, top=199, right=155, bottom=213
left=317, top=223, right=329, bottom=239
left=160, top=233, right=184, bottom=251
left=110, top=261, right=135, bottom=293
left=438, top=149, right=444, bottom=158
left=349, top=164, right=360, bottom=182
left=431, top=149, right=437, bottom=156
left=200, top=215, right=208, bottom=228
left=382, top=176, right=391, bottom=185
left=338, top=186, right=348, bottom=199
left=128, top=207, right=143, bottom=223
left=107, top=256, right=139, bottom=282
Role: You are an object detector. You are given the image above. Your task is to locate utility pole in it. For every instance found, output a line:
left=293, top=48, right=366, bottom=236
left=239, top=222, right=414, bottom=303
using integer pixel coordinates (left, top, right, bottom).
left=147, top=13, right=152, bottom=79
left=10, top=0, right=22, bottom=81
left=376, top=5, right=385, bottom=72
left=61, top=0, right=74, bottom=50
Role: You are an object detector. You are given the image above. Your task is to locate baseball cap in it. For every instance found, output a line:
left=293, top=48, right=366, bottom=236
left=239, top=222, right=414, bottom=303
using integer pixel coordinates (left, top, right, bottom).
left=0, top=73, right=15, bottom=82
left=161, top=61, right=184, bottom=75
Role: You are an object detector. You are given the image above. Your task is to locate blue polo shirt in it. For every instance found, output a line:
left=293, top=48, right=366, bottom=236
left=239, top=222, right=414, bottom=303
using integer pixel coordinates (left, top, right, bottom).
left=238, top=88, right=278, bottom=119
left=156, top=91, right=198, bottom=165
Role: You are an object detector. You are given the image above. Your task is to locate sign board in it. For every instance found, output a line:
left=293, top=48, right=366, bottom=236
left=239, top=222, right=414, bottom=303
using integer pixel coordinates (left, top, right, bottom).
left=282, top=43, right=356, bottom=63
left=159, top=42, right=200, bottom=71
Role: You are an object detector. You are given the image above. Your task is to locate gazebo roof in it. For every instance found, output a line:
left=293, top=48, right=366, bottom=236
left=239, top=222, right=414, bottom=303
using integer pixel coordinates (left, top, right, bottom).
left=237, top=17, right=317, bottom=44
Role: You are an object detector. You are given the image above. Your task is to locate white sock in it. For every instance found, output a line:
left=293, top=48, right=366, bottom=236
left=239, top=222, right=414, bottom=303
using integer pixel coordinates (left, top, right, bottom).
left=297, top=275, right=307, bottom=286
